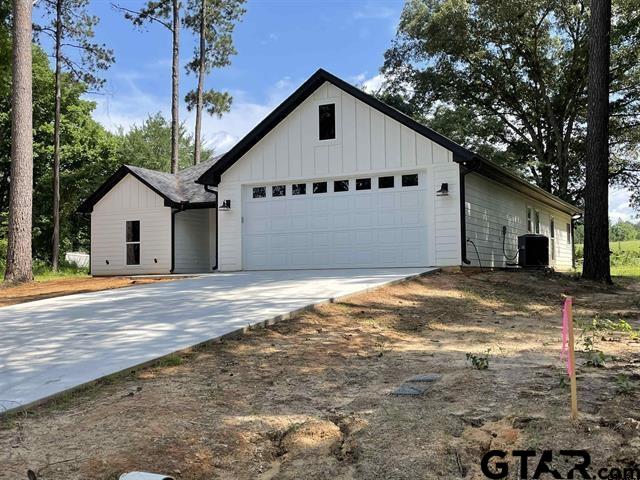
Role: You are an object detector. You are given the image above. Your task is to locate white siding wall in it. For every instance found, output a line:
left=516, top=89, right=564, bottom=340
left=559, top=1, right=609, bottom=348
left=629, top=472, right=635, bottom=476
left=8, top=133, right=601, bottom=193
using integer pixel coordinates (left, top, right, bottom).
left=174, top=209, right=212, bottom=273
left=91, top=174, right=171, bottom=275
left=216, top=82, right=461, bottom=271
left=465, top=173, right=573, bottom=270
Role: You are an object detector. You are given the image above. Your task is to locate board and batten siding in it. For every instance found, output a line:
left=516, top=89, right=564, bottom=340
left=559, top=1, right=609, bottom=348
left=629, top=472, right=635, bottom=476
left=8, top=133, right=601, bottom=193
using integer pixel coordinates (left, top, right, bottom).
left=464, top=173, right=573, bottom=270
left=91, top=173, right=171, bottom=275
left=173, top=209, right=213, bottom=273
left=216, top=81, right=461, bottom=271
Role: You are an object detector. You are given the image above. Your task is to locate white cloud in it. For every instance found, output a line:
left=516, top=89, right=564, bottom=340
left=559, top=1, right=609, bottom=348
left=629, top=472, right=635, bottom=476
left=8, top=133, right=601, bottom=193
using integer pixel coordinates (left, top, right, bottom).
left=362, top=73, right=385, bottom=93
left=609, top=187, right=637, bottom=222
left=90, top=73, right=296, bottom=154
left=349, top=72, right=367, bottom=84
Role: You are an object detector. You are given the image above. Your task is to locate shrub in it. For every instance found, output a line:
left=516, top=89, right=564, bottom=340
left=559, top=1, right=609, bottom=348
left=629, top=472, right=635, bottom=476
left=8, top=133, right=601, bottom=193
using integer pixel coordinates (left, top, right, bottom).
left=466, top=349, right=491, bottom=370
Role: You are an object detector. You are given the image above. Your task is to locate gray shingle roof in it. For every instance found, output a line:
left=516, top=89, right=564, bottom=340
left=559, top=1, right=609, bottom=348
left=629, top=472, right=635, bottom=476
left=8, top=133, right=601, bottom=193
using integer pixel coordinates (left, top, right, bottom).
left=125, top=155, right=221, bottom=205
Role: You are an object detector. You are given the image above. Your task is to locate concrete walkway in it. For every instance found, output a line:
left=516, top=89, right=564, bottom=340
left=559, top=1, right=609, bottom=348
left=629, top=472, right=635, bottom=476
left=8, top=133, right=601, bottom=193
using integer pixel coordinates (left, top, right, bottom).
left=0, top=268, right=434, bottom=411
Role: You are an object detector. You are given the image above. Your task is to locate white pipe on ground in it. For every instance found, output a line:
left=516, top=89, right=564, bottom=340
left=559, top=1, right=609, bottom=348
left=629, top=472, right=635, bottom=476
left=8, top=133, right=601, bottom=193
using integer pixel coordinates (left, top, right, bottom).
left=119, top=473, right=174, bottom=480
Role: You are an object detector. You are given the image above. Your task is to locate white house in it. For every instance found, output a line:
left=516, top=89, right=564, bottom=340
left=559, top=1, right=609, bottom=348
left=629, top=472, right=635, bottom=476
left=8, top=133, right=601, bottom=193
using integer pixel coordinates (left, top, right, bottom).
left=78, top=69, right=581, bottom=275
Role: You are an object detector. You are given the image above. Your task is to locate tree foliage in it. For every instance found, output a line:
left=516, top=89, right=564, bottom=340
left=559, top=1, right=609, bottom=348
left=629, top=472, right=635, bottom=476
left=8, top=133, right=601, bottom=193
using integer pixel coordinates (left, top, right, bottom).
left=35, top=0, right=114, bottom=88
left=382, top=0, right=640, bottom=207
left=115, top=112, right=214, bottom=172
left=610, top=220, right=638, bottom=241
left=182, top=0, right=244, bottom=115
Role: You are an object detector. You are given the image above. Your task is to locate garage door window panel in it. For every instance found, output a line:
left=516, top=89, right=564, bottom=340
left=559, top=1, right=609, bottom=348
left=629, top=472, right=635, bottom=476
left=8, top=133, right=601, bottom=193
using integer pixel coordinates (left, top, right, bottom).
left=379, top=176, right=395, bottom=189
left=334, top=179, right=349, bottom=192
left=272, top=185, right=286, bottom=197
left=292, top=183, right=306, bottom=195
left=313, top=182, right=327, bottom=194
left=253, top=187, right=266, bottom=198
left=356, top=178, right=371, bottom=190
left=402, top=174, right=419, bottom=187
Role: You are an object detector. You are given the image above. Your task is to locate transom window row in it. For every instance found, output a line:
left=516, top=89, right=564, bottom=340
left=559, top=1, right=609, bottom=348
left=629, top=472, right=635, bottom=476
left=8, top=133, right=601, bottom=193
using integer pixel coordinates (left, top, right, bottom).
left=252, top=174, right=419, bottom=199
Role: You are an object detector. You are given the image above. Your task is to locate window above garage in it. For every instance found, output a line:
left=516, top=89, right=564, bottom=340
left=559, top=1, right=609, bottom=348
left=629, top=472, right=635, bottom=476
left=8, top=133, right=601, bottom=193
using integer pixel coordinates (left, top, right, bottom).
left=318, top=103, right=336, bottom=140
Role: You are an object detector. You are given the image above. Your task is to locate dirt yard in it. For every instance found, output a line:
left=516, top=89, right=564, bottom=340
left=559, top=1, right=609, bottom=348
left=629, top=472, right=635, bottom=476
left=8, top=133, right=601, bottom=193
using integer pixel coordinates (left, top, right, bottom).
left=0, top=276, right=171, bottom=307
left=1, top=270, right=639, bottom=480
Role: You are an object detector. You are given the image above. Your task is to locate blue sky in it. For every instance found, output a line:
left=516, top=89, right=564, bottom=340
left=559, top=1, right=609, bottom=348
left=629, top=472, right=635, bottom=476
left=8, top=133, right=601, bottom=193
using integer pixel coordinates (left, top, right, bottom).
left=37, top=0, right=636, bottom=220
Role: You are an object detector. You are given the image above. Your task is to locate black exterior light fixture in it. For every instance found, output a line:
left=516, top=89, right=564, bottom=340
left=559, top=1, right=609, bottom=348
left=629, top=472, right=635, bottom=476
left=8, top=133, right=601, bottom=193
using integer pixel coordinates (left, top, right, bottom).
left=436, top=182, right=449, bottom=196
left=219, top=199, right=231, bottom=211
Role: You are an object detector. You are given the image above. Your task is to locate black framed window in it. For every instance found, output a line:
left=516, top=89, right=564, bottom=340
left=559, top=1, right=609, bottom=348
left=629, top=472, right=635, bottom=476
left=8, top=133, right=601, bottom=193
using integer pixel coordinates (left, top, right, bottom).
left=401, top=174, right=419, bottom=187
left=313, top=182, right=327, bottom=194
left=292, top=183, right=306, bottom=195
left=334, top=179, right=349, bottom=192
left=126, top=220, right=140, bottom=242
left=272, top=185, right=286, bottom=197
left=319, top=104, right=336, bottom=140
left=356, top=178, right=371, bottom=190
left=252, top=186, right=266, bottom=198
left=378, top=176, right=394, bottom=189
left=125, top=220, right=140, bottom=266
left=566, top=223, right=571, bottom=244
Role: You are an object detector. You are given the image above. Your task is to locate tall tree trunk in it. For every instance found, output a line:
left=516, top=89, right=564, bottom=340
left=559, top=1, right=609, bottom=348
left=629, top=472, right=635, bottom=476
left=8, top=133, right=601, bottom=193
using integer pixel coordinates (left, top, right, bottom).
left=582, top=0, right=612, bottom=283
left=170, top=0, right=180, bottom=174
left=52, top=0, right=62, bottom=271
left=193, top=0, right=206, bottom=165
left=5, top=0, right=33, bottom=283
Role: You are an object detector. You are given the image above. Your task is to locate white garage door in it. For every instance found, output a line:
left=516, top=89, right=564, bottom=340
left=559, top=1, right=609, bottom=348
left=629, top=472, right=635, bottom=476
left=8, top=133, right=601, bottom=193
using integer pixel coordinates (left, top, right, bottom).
left=242, top=172, right=429, bottom=270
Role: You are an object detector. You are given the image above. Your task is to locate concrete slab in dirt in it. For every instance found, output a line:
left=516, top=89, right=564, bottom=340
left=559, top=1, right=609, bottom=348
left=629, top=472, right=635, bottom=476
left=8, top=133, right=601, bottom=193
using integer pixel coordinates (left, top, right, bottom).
left=0, top=268, right=435, bottom=412
left=406, top=374, right=441, bottom=383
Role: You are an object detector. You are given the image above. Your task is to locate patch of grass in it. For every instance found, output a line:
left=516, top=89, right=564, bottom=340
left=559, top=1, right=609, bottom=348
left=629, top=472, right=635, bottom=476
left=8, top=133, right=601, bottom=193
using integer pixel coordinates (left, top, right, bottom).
left=154, top=354, right=184, bottom=368
left=33, top=261, right=89, bottom=282
left=613, top=374, right=635, bottom=395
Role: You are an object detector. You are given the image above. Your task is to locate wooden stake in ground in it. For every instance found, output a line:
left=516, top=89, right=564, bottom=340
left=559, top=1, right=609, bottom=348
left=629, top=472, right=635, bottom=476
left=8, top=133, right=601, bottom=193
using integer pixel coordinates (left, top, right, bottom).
left=562, top=297, right=578, bottom=420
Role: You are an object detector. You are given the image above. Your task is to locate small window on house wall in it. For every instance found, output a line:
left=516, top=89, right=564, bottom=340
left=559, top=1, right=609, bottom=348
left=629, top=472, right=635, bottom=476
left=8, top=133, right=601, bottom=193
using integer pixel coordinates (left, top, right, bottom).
left=402, top=174, right=419, bottom=187
left=378, top=176, right=394, bottom=189
left=126, top=220, right=140, bottom=266
left=334, top=180, right=349, bottom=192
left=527, top=207, right=533, bottom=233
left=318, top=104, right=336, bottom=140
left=566, top=223, right=571, bottom=244
left=313, top=181, right=327, bottom=194
left=252, top=187, right=266, bottom=198
left=272, top=185, right=286, bottom=197
left=534, top=210, right=541, bottom=234
left=292, top=183, right=306, bottom=195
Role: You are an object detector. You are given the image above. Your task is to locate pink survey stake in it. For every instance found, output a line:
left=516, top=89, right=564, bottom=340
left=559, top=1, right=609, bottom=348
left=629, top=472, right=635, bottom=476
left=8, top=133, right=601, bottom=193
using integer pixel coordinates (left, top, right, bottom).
left=560, top=297, right=574, bottom=376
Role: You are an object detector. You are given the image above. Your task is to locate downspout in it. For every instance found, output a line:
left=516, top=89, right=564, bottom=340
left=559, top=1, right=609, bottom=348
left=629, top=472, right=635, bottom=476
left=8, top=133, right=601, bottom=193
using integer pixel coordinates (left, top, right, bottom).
left=458, top=157, right=481, bottom=265
left=571, top=214, right=582, bottom=270
left=204, top=185, right=218, bottom=271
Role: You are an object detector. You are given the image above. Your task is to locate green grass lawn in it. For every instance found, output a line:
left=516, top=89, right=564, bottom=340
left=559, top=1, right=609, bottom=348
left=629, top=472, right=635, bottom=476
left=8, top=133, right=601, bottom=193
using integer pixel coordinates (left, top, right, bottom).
left=575, top=239, right=640, bottom=253
left=33, top=263, right=90, bottom=282
left=575, top=239, right=640, bottom=277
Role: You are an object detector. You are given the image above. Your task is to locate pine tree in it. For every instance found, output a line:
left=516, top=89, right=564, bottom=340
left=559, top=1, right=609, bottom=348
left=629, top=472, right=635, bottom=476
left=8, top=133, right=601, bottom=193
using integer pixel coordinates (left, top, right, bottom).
left=36, top=0, right=114, bottom=270
left=5, top=0, right=33, bottom=283
left=183, top=0, right=244, bottom=164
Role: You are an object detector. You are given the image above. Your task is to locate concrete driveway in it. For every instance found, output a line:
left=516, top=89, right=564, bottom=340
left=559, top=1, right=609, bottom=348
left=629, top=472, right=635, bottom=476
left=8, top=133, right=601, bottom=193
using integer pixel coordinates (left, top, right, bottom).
left=0, top=268, right=433, bottom=412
